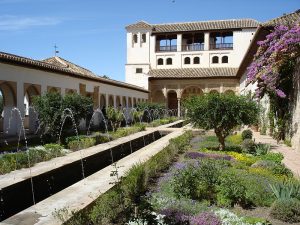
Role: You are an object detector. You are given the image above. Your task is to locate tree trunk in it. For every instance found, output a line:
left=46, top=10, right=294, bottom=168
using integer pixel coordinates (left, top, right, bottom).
left=215, top=129, right=226, bottom=151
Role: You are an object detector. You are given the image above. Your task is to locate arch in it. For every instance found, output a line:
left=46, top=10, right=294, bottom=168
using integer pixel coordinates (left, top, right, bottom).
left=25, top=85, right=40, bottom=106
left=224, top=90, right=235, bottom=95
left=212, top=56, right=219, bottom=64
left=116, top=96, right=121, bottom=108
left=209, top=90, right=219, bottom=94
left=133, top=98, right=137, bottom=107
left=48, top=87, right=60, bottom=94
left=128, top=97, right=132, bottom=108
left=167, top=90, right=178, bottom=110
left=133, top=34, right=138, bottom=43
left=0, top=82, right=16, bottom=106
left=222, top=56, right=228, bottom=63
left=108, top=95, right=114, bottom=107
left=157, top=58, right=163, bottom=65
left=152, top=90, right=165, bottom=104
left=100, top=94, right=106, bottom=109
left=193, top=57, right=200, bottom=64
left=141, top=33, right=146, bottom=43
left=184, top=57, right=190, bottom=64
left=122, top=96, right=127, bottom=107
left=182, top=86, right=203, bottom=99
left=65, top=89, right=76, bottom=95
left=166, top=58, right=172, bottom=65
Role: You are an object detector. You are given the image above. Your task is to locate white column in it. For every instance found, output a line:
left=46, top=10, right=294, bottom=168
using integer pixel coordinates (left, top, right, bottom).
left=105, top=94, right=109, bottom=107
left=177, top=98, right=181, bottom=117
left=113, top=95, right=117, bottom=108
left=204, top=32, right=210, bottom=51
left=177, top=34, right=182, bottom=52
left=16, top=82, right=25, bottom=135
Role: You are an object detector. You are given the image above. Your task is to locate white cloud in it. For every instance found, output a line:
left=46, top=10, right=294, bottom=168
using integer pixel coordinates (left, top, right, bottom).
left=0, top=15, right=61, bottom=31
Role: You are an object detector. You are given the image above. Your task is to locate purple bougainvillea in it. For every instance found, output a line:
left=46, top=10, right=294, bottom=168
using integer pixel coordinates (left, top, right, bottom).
left=185, top=152, right=233, bottom=161
left=190, top=211, right=222, bottom=225
left=247, top=23, right=300, bottom=98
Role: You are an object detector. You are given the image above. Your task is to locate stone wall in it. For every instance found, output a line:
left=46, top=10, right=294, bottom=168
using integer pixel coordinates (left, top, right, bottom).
left=291, top=58, right=300, bottom=151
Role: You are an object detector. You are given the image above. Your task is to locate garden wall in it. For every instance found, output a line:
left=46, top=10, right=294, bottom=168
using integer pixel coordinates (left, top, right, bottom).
left=291, top=58, right=300, bottom=151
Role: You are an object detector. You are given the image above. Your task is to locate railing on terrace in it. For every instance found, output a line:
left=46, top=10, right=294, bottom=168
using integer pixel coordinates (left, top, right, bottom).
left=156, top=45, right=177, bottom=52
left=182, top=43, right=204, bottom=51
left=210, top=43, right=233, bottom=50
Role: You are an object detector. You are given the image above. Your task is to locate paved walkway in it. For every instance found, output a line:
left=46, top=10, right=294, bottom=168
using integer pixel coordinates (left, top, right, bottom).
left=253, top=131, right=300, bottom=177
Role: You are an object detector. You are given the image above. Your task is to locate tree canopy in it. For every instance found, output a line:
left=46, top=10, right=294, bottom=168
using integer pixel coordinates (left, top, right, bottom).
left=184, top=93, right=259, bottom=150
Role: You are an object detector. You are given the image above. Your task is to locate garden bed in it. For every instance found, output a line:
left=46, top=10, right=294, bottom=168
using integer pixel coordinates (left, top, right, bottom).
left=61, top=130, right=300, bottom=225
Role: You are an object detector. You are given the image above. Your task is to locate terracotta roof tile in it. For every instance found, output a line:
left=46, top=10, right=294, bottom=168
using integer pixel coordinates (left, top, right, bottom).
left=148, top=68, right=238, bottom=78
left=0, top=52, right=148, bottom=93
left=263, top=9, right=300, bottom=27
left=126, top=19, right=259, bottom=33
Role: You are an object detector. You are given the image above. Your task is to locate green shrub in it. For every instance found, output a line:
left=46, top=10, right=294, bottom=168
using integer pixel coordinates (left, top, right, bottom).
left=259, top=152, right=284, bottom=164
left=242, top=129, right=253, bottom=140
left=44, top=143, right=64, bottom=158
left=226, top=134, right=243, bottom=145
left=254, top=143, right=270, bottom=156
left=270, top=198, right=300, bottom=223
left=94, top=135, right=110, bottom=144
left=269, top=180, right=300, bottom=200
left=251, top=160, right=292, bottom=177
left=217, top=169, right=247, bottom=207
left=241, top=139, right=256, bottom=154
left=121, top=163, right=147, bottom=204
left=67, top=137, right=96, bottom=151
left=89, top=190, right=122, bottom=224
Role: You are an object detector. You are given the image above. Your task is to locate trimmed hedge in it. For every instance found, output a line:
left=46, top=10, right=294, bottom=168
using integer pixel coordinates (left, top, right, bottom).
left=70, top=131, right=193, bottom=225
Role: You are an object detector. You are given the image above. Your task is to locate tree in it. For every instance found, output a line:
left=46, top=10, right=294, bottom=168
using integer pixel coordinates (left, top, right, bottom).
left=184, top=93, right=259, bottom=150
left=33, top=92, right=93, bottom=140
left=106, top=107, right=123, bottom=132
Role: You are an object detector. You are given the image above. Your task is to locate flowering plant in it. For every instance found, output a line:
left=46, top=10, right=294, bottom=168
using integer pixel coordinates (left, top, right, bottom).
left=247, top=23, right=300, bottom=98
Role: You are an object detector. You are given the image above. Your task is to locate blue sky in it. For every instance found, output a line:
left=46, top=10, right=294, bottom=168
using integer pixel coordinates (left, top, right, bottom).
left=0, top=0, right=299, bottom=81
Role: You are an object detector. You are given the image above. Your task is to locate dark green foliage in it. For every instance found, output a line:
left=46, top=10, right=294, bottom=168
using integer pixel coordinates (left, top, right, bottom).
left=259, top=152, right=284, bottom=164
left=106, top=107, right=123, bottom=132
left=252, top=160, right=293, bottom=177
left=136, top=102, right=165, bottom=111
left=241, top=139, right=256, bottom=154
left=270, top=198, right=300, bottom=223
left=217, top=169, right=247, bottom=207
left=67, top=137, right=96, bottom=151
left=184, top=93, right=259, bottom=150
left=33, top=92, right=93, bottom=139
left=241, top=129, right=253, bottom=140
left=0, top=144, right=64, bottom=174
left=269, top=180, right=300, bottom=200
left=121, top=163, right=147, bottom=204
left=89, top=190, right=122, bottom=224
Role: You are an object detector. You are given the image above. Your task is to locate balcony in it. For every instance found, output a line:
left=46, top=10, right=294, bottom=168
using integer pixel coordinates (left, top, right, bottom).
left=210, top=43, right=233, bottom=50
left=182, top=43, right=204, bottom=51
left=156, top=45, right=177, bottom=52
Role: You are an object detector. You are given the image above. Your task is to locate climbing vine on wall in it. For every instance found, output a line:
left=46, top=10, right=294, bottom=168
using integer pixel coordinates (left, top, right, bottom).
left=247, top=23, right=300, bottom=140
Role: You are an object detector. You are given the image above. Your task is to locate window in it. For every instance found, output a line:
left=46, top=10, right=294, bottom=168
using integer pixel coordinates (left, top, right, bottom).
left=133, top=34, right=138, bottom=43
left=136, top=68, right=143, bottom=73
left=166, top=58, right=172, bottom=65
left=212, top=56, right=219, bottom=64
left=193, top=57, right=200, bottom=64
left=141, top=33, right=146, bottom=43
left=157, top=58, right=163, bottom=65
left=222, top=56, right=228, bottom=63
left=184, top=57, right=190, bottom=64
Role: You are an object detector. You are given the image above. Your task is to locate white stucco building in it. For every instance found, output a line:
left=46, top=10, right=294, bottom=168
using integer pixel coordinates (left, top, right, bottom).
left=125, top=19, right=259, bottom=113
left=0, top=52, right=148, bottom=136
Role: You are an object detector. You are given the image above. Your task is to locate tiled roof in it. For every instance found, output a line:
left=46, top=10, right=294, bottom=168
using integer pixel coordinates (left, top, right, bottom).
left=0, top=52, right=148, bottom=93
left=148, top=68, right=238, bottom=78
left=126, top=21, right=152, bottom=29
left=263, top=9, right=300, bottom=27
left=43, top=56, right=97, bottom=78
left=126, top=19, right=259, bottom=33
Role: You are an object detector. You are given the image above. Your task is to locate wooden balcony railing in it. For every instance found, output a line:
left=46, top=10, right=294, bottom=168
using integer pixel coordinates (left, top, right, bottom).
left=210, top=43, right=233, bottom=50
left=156, top=45, right=177, bottom=52
left=182, top=43, right=204, bottom=51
